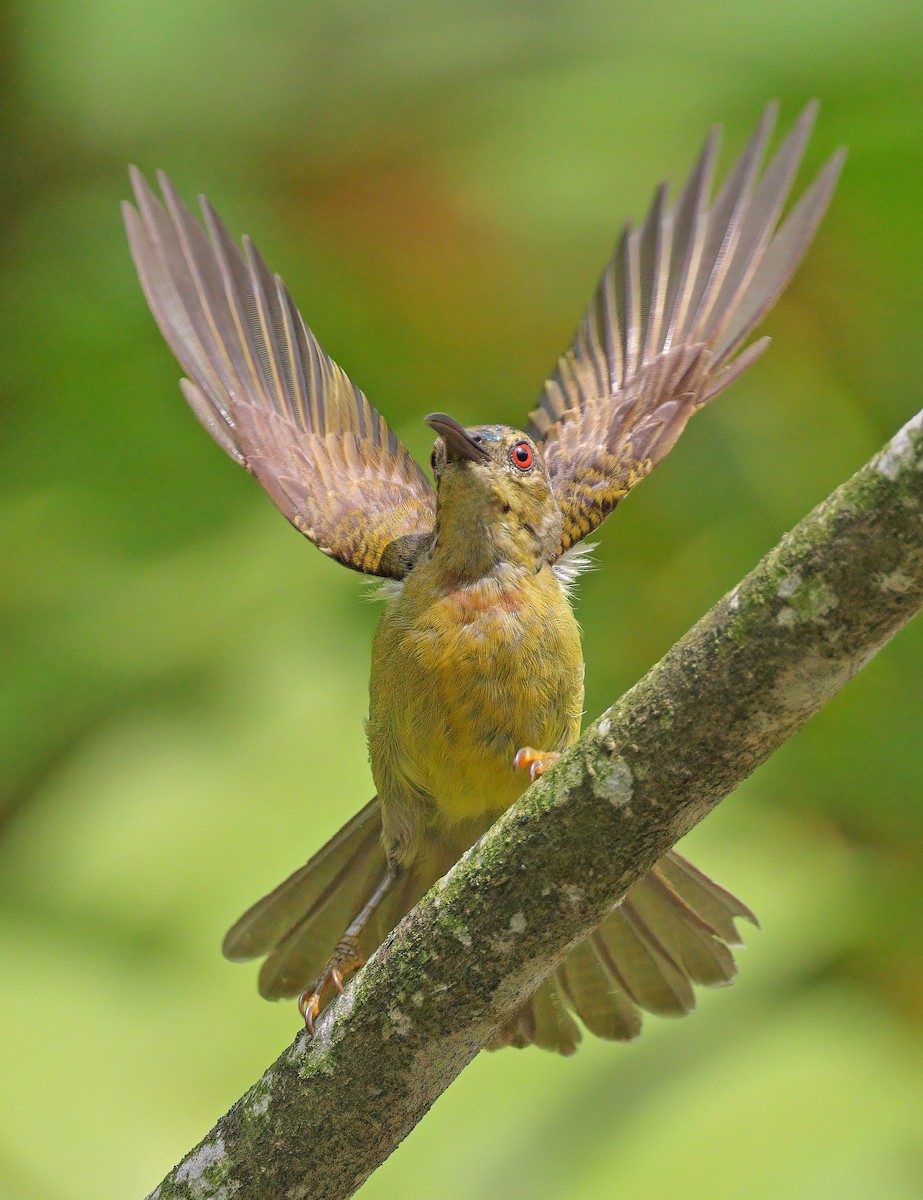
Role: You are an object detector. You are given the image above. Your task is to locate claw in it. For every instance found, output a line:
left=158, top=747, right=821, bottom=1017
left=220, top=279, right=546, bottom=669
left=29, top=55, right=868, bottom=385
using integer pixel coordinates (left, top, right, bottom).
left=293, top=872, right=395, bottom=1035
left=298, top=942, right=365, bottom=1035
left=299, top=988, right=322, bottom=1036
left=513, top=746, right=561, bottom=781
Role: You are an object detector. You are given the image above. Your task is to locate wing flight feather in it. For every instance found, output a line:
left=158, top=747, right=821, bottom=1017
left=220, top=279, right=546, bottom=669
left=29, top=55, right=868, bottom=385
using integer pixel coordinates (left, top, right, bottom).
left=529, top=102, right=844, bottom=559
left=124, top=170, right=435, bottom=578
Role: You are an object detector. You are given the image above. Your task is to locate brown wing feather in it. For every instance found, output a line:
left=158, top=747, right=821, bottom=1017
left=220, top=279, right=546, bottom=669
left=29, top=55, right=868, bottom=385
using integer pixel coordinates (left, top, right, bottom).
left=529, top=102, right=845, bottom=559
left=124, top=169, right=435, bottom=578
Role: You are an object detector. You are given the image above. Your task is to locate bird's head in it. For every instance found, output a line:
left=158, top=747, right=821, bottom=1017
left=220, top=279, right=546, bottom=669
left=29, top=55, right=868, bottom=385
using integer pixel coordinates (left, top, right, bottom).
left=425, top=413, right=562, bottom=575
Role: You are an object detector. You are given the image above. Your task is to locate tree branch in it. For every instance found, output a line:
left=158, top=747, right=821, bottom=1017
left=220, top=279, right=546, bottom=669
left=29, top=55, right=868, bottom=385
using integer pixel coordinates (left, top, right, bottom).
left=148, top=409, right=923, bottom=1200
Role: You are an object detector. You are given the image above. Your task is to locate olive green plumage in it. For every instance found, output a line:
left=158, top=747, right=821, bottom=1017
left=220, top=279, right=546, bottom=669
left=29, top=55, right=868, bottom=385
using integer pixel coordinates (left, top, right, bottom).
left=125, top=102, right=841, bottom=1052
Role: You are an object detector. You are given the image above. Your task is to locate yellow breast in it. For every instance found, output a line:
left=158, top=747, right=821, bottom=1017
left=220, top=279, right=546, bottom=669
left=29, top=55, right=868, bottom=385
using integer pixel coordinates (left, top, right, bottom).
left=367, top=559, right=584, bottom=824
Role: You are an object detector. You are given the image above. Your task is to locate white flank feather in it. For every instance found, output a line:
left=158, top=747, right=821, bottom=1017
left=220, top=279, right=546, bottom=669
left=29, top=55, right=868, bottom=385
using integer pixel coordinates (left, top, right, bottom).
left=552, top=542, right=597, bottom=597
left=366, top=577, right=406, bottom=603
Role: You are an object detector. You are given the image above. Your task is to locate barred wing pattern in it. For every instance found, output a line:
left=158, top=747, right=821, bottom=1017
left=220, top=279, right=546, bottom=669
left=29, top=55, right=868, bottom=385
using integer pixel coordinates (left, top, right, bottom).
left=529, top=101, right=845, bottom=558
left=124, top=170, right=436, bottom=579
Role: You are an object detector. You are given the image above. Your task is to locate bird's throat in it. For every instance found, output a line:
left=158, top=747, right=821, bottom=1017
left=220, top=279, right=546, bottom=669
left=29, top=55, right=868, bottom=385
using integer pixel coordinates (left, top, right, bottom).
left=432, top=486, right=550, bottom=581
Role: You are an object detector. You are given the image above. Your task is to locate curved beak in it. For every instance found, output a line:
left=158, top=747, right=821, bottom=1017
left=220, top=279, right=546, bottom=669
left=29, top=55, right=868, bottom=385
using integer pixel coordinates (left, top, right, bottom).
left=425, top=413, right=489, bottom=463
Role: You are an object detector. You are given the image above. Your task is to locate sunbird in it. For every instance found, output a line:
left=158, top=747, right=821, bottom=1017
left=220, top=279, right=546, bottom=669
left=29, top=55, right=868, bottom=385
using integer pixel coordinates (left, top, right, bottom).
left=124, top=102, right=842, bottom=1054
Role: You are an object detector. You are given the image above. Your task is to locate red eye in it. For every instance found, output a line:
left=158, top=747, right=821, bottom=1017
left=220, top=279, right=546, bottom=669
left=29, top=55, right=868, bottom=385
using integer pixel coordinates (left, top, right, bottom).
left=511, top=442, right=533, bottom=470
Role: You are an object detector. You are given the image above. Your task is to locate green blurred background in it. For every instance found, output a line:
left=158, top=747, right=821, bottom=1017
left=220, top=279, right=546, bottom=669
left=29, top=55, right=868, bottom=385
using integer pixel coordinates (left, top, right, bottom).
left=2, top=1, right=922, bottom=1197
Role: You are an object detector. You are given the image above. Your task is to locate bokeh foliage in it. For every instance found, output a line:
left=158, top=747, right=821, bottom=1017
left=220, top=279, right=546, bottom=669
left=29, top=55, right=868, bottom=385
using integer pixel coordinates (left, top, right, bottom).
left=1, top=2, right=921, bottom=1198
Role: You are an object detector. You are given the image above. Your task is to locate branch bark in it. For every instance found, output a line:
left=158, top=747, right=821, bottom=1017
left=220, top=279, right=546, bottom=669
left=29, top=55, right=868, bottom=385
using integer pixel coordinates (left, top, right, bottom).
left=148, top=409, right=923, bottom=1200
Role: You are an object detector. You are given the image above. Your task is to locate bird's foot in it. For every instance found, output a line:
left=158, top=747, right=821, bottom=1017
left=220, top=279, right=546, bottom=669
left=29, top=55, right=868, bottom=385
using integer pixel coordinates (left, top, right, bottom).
left=298, top=939, right=365, bottom=1035
left=513, top=746, right=561, bottom=782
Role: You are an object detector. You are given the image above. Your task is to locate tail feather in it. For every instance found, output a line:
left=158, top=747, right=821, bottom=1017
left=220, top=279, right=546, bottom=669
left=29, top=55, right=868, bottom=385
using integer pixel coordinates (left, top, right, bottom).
left=658, top=851, right=759, bottom=942
left=514, top=1001, right=536, bottom=1047
left=224, top=803, right=756, bottom=1054
left=489, top=849, right=756, bottom=1055
left=487, top=983, right=582, bottom=1053
left=223, top=799, right=383, bottom=962
left=531, top=978, right=582, bottom=1056
left=631, top=870, right=738, bottom=987
left=595, top=903, right=696, bottom=1016
left=223, top=799, right=388, bottom=999
left=257, top=846, right=386, bottom=1000
left=486, top=1002, right=532, bottom=1051
left=559, top=940, right=642, bottom=1042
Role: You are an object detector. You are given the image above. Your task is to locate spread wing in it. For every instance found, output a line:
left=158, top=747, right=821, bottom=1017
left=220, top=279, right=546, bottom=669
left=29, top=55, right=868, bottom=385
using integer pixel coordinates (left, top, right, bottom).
left=529, top=101, right=845, bottom=559
left=123, top=169, right=436, bottom=579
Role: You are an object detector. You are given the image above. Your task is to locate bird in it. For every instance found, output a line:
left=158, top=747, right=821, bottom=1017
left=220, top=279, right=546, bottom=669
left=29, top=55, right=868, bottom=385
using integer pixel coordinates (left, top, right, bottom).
left=124, top=101, right=843, bottom=1054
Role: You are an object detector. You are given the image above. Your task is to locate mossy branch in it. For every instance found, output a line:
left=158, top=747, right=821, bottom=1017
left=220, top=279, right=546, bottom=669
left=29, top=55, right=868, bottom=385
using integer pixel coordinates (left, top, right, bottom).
left=148, top=409, right=923, bottom=1200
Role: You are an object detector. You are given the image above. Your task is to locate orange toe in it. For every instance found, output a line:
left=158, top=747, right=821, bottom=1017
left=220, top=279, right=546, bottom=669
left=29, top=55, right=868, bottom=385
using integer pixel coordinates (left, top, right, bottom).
left=513, top=747, right=561, bottom=781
